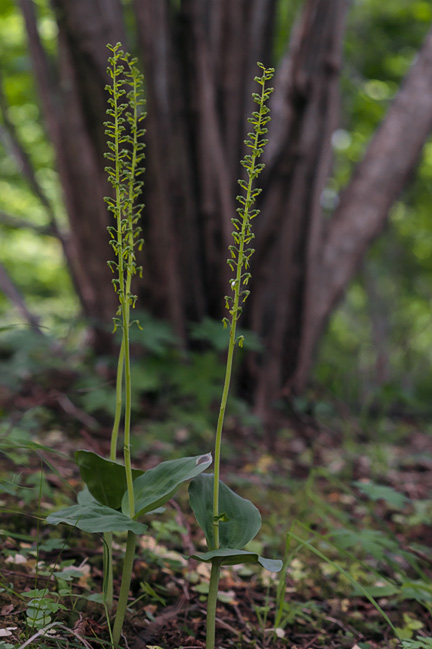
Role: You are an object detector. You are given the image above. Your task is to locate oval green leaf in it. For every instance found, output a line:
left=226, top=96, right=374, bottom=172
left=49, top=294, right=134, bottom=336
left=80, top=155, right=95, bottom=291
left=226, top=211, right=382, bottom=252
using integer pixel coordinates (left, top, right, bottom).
left=189, top=473, right=261, bottom=551
left=190, top=548, right=282, bottom=571
left=75, top=450, right=144, bottom=510
left=46, top=503, right=147, bottom=534
left=76, top=484, right=166, bottom=515
left=77, top=486, right=97, bottom=505
left=123, top=453, right=212, bottom=518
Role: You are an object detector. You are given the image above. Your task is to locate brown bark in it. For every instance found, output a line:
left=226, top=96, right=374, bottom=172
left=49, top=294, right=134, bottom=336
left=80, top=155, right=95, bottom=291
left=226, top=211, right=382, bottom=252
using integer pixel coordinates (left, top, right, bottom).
left=20, top=0, right=125, bottom=348
left=133, top=0, right=277, bottom=323
left=133, top=0, right=191, bottom=340
left=251, top=0, right=347, bottom=415
left=0, top=67, right=75, bottom=294
left=294, top=25, right=432, bottom=391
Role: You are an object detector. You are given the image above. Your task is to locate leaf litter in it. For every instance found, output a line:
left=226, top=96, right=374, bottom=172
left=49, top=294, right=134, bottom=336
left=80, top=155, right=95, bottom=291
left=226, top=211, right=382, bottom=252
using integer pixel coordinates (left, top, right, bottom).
left=0, top=404, right=431, bottom=648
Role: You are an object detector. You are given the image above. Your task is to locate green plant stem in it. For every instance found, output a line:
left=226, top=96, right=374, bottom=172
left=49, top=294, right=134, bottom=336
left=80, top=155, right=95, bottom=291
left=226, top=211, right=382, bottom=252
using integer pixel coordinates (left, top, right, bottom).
left=104, top=601, right=115, bottom=647
left=112, top=55, right=125, bottom=322
left=104, top=43, right=145, bottom=646
left=206, top=560, right=221, bottom=649
left=107, top=52, right=128, bottom=618
left=121, top=203, right=135, bottom=519
left=110, top=48, right=135, bottom=520
left=112, top=530, right=136, bottom=645
left=110, top=338, right=125, bottom=461
left=121, top=299, right=135, bottom=518
left=105, top=339, right=125, bottom=612
left=212, top=320, right=237, bottom=550
left=121, top=70, right=140, bottom=521
left=212, top=77, right=267, bottom=550
left=104, top=531, right=114, bottom=611
left=121, top=64, right=144, bottom=522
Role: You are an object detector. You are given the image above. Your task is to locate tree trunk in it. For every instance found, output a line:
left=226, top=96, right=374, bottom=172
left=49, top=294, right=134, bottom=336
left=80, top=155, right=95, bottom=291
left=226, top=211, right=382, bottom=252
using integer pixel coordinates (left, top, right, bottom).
left=19, top=0, right=125, bottom=349
left=295, top=25, right=432, bottom=392
left=18, top=0, right=432, bottom=413
left=250, top=0, right=347, bottom=415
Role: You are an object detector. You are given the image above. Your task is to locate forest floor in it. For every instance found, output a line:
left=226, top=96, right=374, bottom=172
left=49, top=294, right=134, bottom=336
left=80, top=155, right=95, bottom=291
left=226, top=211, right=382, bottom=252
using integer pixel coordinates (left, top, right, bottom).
left=0, top=383, right=432, bottom=649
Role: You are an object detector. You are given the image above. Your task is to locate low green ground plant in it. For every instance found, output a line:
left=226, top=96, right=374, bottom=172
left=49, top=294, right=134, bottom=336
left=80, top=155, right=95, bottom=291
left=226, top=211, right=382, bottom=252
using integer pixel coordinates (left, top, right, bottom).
left=1, top=407, right=431, bottom=647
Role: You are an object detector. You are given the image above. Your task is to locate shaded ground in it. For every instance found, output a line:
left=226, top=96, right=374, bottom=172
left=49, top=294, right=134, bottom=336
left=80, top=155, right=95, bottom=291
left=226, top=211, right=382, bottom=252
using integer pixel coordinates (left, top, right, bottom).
left=1, top=390, right=432, bottom=649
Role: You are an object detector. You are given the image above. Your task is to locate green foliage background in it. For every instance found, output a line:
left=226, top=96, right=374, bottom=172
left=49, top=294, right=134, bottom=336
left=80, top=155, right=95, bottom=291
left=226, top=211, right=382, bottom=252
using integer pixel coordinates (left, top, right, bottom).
left=1, top=0, right=432, bottom=410
left=315, top=0, right=432, bottom=409
left=0, top=0, right=76, bottom=332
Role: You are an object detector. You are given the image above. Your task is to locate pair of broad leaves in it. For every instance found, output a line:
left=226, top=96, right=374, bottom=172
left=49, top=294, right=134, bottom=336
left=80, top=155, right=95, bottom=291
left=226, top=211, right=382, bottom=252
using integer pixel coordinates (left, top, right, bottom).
left=47, top=450, right=281, bottom=571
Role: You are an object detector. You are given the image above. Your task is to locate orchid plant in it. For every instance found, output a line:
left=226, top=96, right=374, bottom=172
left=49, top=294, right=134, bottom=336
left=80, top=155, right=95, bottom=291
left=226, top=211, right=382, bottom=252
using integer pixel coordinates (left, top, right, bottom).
left=188, top=63, right=282, bottom=649
left=47, top=47, right=280, bottom=649
left=46, top=44, right=212, bottom=647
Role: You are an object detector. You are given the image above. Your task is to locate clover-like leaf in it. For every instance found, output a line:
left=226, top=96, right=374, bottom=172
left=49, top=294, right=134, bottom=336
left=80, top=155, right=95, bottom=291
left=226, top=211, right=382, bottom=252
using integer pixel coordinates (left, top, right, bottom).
left=189, top=473, right=261, bottom=551
left=190, top=547, right=282, bottom=571
left=46, top=502, right=147, bottom=534
left=75, top=450, right=144, bottom=510
left=123, top=453, right=212, bottom=518
left=353, top=480, right=409, bottom=509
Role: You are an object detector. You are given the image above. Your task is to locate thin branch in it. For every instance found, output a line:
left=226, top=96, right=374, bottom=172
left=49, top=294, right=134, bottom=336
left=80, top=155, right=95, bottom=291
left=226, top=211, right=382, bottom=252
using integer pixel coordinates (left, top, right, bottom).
left=0, top=63, right=75, bottom=262
left=16, top=622, right=92, bottom=649
left=17, top=0, right=86, bottom=288
left=0, top=210, right=55, bottom=236
left=321, top=25, right=432, bottom=310
left=0, top=71, right=58, bottom=226
left=18, top=0, right=62, bottom=155
left=0, top=261, right=44, bottom=335
left=293, top=23, right=432, bottom=391
left=56, top=393, right=99, bottom=430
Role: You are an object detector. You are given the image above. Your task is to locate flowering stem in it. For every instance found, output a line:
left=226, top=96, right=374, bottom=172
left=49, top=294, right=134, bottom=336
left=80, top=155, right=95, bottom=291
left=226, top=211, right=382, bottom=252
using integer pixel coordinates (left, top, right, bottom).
left=104, top=42, right=146, bottom=644
left=206, top=64, right=274, bottom=649
left=110, top=338, right=124, bottom=461
left=112, top=530, right=137, bottom=645
left=206, top=560, right=221, bottom=649
left=212, top=64, right=274, bottom=550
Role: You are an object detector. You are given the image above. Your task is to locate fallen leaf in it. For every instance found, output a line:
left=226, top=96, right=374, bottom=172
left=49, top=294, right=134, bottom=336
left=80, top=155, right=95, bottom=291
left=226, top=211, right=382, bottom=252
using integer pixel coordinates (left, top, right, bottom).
left=5, top=554, right=28, bottom=565
left=0, top=627, right=17, bottom=637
